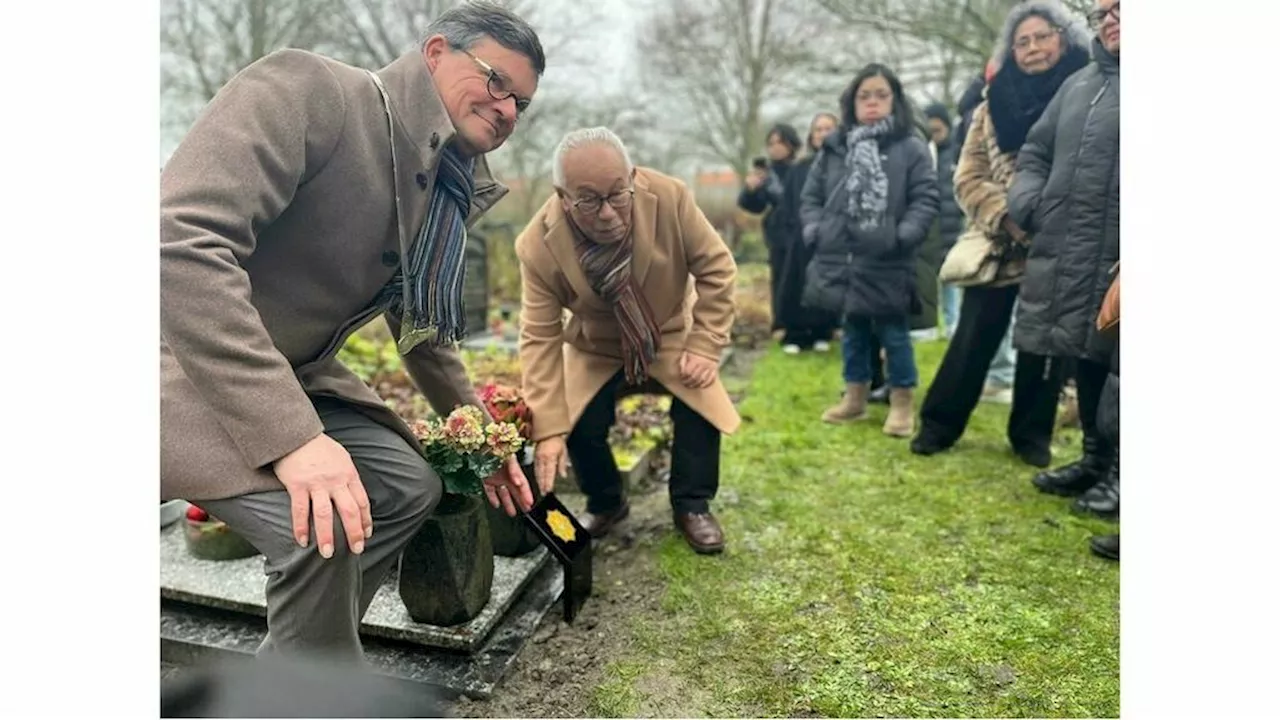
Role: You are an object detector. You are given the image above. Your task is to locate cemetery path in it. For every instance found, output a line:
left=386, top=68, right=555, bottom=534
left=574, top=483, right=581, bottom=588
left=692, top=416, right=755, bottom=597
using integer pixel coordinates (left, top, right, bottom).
left=461, top=340, right=1119, bottom=718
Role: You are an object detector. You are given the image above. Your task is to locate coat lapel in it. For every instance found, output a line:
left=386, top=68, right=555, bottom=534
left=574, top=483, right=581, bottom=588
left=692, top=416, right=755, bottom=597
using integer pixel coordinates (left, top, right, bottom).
left=542, top=201, right=611, bottom=312
left=630, top=173, right=658, bottom=288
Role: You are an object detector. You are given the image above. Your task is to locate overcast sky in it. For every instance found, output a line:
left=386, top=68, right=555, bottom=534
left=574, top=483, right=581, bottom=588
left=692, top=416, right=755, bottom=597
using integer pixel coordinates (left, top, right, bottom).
left=161, top=0, right=643, bottom=163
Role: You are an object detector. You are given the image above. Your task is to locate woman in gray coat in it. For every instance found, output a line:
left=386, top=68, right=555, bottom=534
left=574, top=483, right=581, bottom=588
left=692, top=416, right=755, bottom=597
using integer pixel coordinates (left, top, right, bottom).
left=1008, top=0, right=1120, bottom=516
left=800, top=63, right=940, bottom=438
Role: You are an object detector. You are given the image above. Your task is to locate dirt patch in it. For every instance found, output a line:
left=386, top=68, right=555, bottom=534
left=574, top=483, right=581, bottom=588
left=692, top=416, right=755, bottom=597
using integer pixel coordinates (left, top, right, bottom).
left=455, top=349, right=761, bottom=719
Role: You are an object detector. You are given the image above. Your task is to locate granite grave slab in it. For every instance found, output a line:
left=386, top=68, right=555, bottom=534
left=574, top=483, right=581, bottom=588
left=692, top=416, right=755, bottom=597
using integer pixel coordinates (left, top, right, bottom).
left=161, top=559, right=563, bottom=700
left=160, top=523, right=549, bottom=653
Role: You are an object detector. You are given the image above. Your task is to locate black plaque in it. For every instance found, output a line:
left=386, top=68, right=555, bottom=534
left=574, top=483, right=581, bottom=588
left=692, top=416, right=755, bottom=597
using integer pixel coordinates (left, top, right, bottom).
left=520, top=492, right=592, bottom=623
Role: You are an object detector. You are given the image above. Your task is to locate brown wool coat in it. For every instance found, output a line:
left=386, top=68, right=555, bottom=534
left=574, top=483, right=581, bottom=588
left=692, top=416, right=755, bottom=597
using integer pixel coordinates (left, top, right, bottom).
left=954, top=96, right=1027, bottom=287
left=160, top=49, right=508, bottom=502
left=515, top=169, right=741, bottom=441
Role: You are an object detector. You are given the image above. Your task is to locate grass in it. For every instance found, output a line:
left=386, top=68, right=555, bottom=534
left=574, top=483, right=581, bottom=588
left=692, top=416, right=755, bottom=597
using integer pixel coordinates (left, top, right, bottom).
left=589, top=340, right=1120, bottom=718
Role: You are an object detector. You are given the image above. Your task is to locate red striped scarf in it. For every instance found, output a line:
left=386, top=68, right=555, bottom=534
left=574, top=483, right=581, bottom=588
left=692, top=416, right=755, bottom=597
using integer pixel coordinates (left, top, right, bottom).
left=569, top=219, right=661, bottom=385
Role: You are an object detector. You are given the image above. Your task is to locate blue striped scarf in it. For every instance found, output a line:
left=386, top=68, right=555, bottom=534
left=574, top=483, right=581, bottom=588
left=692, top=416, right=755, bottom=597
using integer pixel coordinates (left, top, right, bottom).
left=380, top=145, right=475, bottom=353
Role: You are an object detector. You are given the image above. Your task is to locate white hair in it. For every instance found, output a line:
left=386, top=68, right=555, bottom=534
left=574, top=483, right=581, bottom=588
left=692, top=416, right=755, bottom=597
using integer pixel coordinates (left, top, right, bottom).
left=551, top=127, right=634, bottom=188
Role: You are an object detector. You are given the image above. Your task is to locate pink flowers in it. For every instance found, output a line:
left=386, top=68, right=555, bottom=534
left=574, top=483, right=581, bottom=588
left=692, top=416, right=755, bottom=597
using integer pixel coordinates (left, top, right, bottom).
left=413, top=405, right=525, bottom=496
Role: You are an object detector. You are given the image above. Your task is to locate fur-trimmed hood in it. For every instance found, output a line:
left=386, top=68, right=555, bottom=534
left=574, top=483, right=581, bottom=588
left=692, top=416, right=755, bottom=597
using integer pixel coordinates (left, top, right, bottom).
left=991, top=0, right=1092, bottom=73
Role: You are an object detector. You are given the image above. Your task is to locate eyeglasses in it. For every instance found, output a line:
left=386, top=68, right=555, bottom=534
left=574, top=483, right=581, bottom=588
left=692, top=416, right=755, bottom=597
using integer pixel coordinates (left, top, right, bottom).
left=462, top=49, right=531, bottom=116
left=571, top=188, right=635, bottom=215
left=1014, top=28, right=1062, bottom=51
left=1088, top=2, right=1119, bottom=28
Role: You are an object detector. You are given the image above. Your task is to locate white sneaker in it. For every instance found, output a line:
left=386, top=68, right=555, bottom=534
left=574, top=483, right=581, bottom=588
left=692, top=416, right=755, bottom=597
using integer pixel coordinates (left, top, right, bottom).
left=813, top=340, right=831, bottom=353
left=782, top=344, right=801, bottom=355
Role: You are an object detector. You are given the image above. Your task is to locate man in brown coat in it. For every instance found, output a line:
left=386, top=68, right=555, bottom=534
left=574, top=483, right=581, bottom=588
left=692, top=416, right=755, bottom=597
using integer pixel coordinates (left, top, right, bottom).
left=516, top=127, right=740, bottom=554
left=160, top=1, right=542, bottom=658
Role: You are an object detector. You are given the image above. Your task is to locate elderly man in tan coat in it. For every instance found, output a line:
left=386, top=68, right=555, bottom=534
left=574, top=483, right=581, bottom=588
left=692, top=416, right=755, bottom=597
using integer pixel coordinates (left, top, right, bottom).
left=516, top=127, right=740, bottom=554
left=160, top=2, right=541, bottom=659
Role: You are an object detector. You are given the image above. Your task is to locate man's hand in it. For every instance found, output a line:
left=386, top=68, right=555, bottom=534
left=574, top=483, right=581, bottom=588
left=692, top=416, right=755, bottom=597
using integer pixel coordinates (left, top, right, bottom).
left=483, top=455, right=535, bottom=517
left=743, top=168, right=767, bottom=191
left=680, top=351, right=719, bottom=389
left=534, top=435, right=569, bottom=496
left=272, top=433, right=373, bottom=559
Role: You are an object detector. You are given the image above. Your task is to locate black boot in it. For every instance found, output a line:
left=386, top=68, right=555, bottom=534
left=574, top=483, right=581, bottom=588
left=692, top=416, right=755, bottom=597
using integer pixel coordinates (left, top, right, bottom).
left=1073, top=454, right=1119, bottom=521
left=1032, top=433, right=1110, bottom=497
left=1089, top=534, right=1119, bottom=561
left=910, top=424, right=953, bottom=456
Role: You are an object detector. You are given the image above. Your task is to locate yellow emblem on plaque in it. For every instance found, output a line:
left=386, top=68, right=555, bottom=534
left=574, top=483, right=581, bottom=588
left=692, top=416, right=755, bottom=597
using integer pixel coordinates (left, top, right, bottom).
left=545, top=509, right=576, bottom=543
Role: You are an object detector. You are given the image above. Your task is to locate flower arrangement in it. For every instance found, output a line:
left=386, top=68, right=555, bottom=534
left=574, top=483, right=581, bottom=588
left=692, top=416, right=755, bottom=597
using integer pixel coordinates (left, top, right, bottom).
left=411, top=405, right=525, bottom=496
left=478, top=382, right=533, bottom=441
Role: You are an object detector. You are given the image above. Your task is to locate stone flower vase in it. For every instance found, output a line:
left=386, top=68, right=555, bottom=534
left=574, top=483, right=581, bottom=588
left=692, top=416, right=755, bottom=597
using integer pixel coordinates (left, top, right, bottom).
left=398, top=492, right=495, bottom=626
left=483, top=446, right=542, bottom=557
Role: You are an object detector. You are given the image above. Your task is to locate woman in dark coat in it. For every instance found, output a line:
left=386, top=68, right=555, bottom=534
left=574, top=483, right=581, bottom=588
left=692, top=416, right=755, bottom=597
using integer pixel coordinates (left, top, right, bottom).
left=1008, top=0, right=1120, bottom=511
left=800, top=63, right=940, bottom=438
left=911, top=0, right=1093, bottom=468
left=738, top=123, right=822, bottom=352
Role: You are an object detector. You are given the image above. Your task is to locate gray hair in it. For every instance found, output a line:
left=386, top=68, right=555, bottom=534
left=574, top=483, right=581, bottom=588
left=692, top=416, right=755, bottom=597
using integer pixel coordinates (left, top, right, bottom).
left=551, top=127, right=635, bottom=188
left=992, top=0, right=1092, bottom=72
left=423, top=1, right=546, bottom=76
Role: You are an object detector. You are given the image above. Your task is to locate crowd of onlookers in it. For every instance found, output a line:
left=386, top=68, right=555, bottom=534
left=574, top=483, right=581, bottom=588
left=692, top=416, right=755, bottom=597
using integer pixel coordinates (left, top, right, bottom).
left=738, top=0, right=1120, bottom=561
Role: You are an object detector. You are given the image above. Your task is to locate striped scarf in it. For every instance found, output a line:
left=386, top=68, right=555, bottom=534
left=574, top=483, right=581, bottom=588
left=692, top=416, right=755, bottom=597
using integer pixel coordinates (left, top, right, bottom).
left=379, top=145, right=475, bottom=354
left=570, top=218, right=661, bottom=386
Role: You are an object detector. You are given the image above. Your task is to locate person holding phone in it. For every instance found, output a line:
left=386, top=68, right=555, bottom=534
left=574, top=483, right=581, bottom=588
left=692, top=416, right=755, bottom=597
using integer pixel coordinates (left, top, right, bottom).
left=738, top=123, right=830, bottom=354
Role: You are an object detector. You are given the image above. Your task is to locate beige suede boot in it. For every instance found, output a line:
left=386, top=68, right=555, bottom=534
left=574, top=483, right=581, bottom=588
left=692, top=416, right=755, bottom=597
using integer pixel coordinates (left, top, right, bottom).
left=822, top=383, right=869, bottom=423
left=883, top=387, right=916, bottom=438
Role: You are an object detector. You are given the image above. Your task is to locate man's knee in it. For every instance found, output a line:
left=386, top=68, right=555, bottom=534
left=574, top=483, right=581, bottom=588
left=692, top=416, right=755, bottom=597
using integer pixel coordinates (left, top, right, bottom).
left=366, top=446, right=442, bottom=525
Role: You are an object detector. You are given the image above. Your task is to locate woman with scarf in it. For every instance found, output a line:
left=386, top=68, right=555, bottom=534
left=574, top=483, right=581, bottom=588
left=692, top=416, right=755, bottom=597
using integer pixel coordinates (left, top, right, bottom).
left=738, top=123, right=834, bottom=353
left=800, top=63, right=940, bottom=438
left=910, top=0, right=1092, bottom=467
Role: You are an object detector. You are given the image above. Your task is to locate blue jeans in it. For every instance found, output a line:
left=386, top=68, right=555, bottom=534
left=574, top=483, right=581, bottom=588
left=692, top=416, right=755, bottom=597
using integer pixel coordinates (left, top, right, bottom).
left=941, top=282, right=961, bottom=337
left=986, top=300, right=1017, bottom=388
left=842, top=316, right=918, bottom=388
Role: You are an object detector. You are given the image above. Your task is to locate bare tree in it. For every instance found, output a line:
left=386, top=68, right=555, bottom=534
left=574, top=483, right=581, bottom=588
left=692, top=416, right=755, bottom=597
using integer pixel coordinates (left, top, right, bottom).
left=636, top=0, right=835, bottom=180
left=160, top=0, right=339, bottom=101
left=161, top=0, right=340, bottom=143
left=811, top=0, right=1098, bottom=106
left=328, top=0, right=457, bottom=69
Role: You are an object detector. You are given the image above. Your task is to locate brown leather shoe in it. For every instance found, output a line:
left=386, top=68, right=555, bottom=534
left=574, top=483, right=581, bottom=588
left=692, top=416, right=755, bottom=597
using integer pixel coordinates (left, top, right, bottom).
left=578, top=502, right=630, bottom=539
left=674, top=512, right=725, bottom=555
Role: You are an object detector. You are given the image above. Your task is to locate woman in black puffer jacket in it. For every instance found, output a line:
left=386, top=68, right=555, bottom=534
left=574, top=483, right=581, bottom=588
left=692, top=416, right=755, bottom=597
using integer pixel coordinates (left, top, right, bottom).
left=1008, top=0, right=1120, bottom=512
left=800, top=63, right=940, bottom=438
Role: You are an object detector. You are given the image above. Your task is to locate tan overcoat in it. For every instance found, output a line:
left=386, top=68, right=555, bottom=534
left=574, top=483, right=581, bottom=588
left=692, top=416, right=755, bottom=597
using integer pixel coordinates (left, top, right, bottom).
left=514, top=169, right=741, bottom=442
left=160, top=49, right=508, bottom=502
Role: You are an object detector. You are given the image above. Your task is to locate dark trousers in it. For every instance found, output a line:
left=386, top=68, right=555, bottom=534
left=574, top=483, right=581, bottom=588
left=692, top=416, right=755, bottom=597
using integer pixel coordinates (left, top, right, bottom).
left=567, top=372, right=720, bottom=516
left=919, top=285, right=1065, bottom=453
left=1074, top=356, right=1114, bottom=462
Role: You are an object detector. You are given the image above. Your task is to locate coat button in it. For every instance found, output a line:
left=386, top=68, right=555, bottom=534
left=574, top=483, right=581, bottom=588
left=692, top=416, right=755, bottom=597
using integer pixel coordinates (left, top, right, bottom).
left=429, top=132, right=440, bottom=149
left=381, top=250, right=399, bottom=267
left=415, top=172, right=429, bottom=189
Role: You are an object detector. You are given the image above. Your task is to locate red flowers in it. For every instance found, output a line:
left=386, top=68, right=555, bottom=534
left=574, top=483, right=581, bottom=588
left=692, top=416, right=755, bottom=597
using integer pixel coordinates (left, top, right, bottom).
left=479, top=383, right=533, bottom=440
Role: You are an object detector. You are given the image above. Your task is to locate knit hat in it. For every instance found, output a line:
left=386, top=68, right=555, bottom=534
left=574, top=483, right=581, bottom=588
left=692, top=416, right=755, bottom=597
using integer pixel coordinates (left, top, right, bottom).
left=923, top=102, right=951, bottom=127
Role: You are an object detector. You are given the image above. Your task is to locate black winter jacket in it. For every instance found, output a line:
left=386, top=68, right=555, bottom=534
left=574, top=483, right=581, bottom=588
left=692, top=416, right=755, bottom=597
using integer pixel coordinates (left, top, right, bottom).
left=798, top=127, right=940, bottom=318
left=1008, top=38, right=1119, bottom=362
